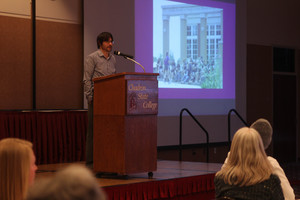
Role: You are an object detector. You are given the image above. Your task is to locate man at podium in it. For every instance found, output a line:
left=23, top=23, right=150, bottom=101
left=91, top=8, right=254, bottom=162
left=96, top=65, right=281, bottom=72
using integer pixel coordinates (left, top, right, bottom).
left=83, top=32, right=117, bottom=169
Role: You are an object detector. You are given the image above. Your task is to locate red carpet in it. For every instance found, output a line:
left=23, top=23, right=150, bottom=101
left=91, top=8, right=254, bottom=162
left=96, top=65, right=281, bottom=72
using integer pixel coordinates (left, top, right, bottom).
left=103, top=174, right=215, bottom=200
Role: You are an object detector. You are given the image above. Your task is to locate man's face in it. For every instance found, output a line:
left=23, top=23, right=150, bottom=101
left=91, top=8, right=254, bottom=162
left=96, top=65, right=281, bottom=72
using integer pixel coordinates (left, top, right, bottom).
left=100, top=38, right=113, bottom=53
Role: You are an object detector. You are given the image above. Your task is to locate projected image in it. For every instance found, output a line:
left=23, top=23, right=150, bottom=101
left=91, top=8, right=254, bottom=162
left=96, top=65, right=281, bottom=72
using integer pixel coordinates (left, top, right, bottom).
left=153, top=0, right=223, bottom=89
left=136, top=0, right=235, bottom=115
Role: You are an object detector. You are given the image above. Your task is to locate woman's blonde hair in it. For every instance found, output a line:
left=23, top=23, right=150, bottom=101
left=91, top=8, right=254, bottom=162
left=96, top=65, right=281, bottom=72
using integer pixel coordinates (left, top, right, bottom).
left=216, top=127, right=273, bottom=186
left=0, top=138, right=33, bottom=200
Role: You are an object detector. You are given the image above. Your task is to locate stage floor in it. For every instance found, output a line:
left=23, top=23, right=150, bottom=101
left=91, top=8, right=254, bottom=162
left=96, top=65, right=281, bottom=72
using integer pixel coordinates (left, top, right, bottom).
left=36, top=160, right=222, bottom=187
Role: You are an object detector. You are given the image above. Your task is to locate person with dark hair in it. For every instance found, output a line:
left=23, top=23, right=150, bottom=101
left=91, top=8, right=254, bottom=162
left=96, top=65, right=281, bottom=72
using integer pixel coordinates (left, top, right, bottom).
left=250, top=119, right=295, bottom=200
left=96, top=32, right=114, bottom=49
left=163, top=52, right=169, bottom=81
left=83, top=32, right=117, bottom=169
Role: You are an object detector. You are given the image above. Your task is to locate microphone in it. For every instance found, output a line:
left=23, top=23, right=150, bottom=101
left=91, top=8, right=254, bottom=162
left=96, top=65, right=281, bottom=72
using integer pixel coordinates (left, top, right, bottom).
left=114, top=51, right=134, bottom=59
left=114, top=50, right=145, bottom=72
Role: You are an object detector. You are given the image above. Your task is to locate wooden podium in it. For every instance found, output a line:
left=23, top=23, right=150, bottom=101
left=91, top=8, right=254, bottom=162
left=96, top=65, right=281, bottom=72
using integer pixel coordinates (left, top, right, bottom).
left=93, top=72, right=158, bottom=176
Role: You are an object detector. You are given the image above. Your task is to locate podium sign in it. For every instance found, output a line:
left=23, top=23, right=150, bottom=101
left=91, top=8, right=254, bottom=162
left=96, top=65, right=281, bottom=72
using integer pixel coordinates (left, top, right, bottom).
left=126, top=79, right=158, bottom=115
left=92, top=72, right=158, bottom=175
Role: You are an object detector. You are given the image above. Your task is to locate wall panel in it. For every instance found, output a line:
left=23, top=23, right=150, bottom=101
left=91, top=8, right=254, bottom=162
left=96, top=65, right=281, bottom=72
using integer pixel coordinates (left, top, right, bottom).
left=0, top=16, right=32, bottom=109
left=246, top=44, right=273, bottom=153
left=0, top=0, right=83, bottom=110
left=246, top=44, right=273, bottom=123
left=36, top=20, right=83, bottom=109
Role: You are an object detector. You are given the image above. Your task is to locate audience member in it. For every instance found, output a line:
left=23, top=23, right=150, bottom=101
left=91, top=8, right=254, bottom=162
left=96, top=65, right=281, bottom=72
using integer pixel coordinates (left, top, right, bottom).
left=222, top=118, right=295, bottom=200
left=251, top=118, right=295, bottom=200
left=215, top=127, right=284, bottom=200
left=0, top=138, right=37, bottom=200
left=26, top=164, right=107, bottom=200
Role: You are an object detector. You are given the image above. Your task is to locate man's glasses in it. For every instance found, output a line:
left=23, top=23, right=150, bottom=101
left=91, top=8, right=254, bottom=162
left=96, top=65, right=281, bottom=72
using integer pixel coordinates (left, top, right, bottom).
left=104, top=40, right=114, bottom=44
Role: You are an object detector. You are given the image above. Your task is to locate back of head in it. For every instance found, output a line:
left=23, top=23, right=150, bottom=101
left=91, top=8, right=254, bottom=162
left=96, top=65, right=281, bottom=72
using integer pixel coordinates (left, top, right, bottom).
left=250, top=118, right=272, bottom=150
left=216, top=127, right=273, bottom=186
left=54, top=164, right=106, bottom=200
left=26, top=164, right=106, bottom=200
left=0, top=138, right=33, bottom=200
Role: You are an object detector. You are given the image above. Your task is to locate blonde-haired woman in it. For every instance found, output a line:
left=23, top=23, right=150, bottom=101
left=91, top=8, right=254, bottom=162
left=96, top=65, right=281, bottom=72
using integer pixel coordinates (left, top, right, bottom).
left=0, top=138, right=38, bottom=200
left=214, top=127, right=284, bottom=200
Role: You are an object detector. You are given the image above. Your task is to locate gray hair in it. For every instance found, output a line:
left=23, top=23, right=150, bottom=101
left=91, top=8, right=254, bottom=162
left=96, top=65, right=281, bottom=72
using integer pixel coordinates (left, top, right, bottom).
left=26, top=164, right=106, bottom=200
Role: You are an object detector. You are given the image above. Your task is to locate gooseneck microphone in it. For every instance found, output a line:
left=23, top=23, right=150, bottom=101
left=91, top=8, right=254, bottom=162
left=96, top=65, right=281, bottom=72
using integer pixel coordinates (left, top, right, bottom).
left=114, top=50, right=145, bottom=72
left=114, top=51, right=134, bottom=59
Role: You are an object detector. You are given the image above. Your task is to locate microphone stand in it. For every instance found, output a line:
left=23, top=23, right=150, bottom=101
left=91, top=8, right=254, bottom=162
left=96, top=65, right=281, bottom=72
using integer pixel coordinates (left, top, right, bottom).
left=123, top=56, right=146, bottom=73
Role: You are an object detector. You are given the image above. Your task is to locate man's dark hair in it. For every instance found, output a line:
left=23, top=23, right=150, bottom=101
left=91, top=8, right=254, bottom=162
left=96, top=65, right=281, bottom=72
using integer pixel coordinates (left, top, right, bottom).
left=250, top=118, right=273, bottom=150
left=97, top=32, right=113, bottom=49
